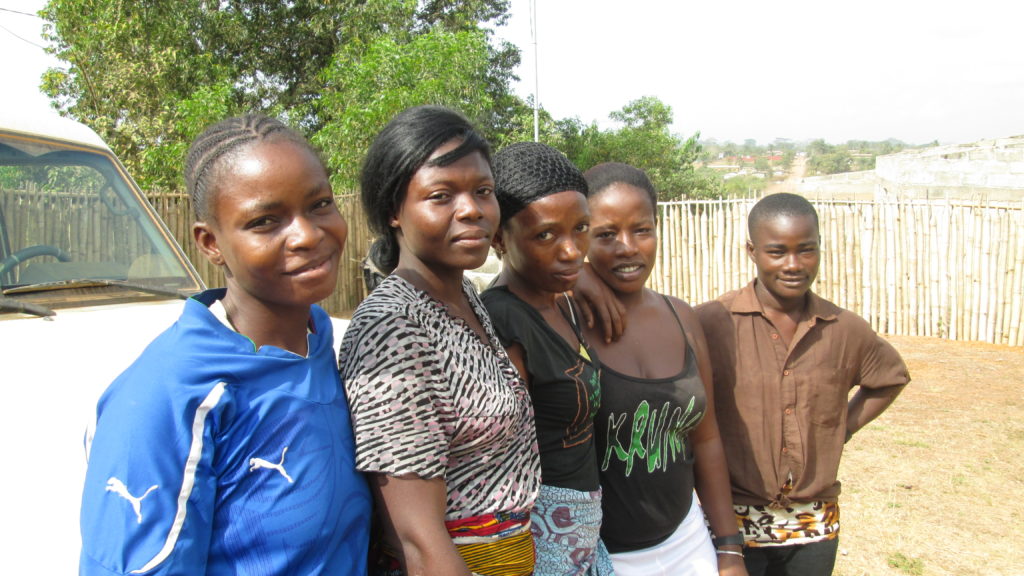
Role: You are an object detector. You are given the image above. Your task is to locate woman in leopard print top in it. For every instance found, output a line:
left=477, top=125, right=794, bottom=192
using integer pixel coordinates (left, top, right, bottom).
left=339, top=105, right=541, bottom=576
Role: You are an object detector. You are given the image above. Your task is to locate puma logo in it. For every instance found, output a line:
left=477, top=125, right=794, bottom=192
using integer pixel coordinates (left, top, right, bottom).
left=106, top=477, right=158, bottom=524
left=249, top=446, right=294, bottom=483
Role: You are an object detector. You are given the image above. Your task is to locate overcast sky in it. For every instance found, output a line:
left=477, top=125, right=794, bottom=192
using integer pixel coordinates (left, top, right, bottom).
left=495, top=0, right=1024, bottom=145
left=3, top=0, right=61, bottom=120
left=5, top=0, right=1023, bottom=145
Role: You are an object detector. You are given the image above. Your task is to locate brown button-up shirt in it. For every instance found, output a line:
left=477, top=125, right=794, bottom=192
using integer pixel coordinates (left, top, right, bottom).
left=695, top=281, right=909, bottom=506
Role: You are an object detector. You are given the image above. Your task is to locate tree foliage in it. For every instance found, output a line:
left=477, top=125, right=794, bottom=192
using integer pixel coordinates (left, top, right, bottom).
left=516, top=96, right=720, bottom=200
left=315, top=26, right=495, bottom=190
left=40, top=0, right=518, bottom=193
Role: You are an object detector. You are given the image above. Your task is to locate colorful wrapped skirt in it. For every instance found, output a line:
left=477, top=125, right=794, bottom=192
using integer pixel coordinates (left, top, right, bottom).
left=531, top=484, right=614, bottom=576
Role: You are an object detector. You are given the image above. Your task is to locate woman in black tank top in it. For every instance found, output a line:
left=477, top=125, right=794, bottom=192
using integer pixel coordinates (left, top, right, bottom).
left=579, top=163, right=748, bottom=576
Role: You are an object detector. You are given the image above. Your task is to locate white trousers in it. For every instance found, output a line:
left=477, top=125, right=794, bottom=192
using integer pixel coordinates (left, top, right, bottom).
left=609, top=496, right=717, bottom=576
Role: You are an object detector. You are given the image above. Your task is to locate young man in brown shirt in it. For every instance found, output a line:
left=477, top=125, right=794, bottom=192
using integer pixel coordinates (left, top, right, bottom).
left=695, top=193, right=909, bottom=576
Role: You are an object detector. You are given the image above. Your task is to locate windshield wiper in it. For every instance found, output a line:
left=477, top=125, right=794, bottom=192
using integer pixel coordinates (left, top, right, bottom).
left=0, top=295, right=55, bottom=318
left=4, top=279, right=192, bottom=300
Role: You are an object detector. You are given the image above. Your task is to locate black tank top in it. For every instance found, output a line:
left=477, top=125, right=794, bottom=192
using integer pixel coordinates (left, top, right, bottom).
left=594, top=295, right=707, bottom=553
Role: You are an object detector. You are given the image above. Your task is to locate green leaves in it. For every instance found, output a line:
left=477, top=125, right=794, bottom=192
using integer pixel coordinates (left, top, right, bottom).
left=511, top=96, right=719, bottom=200
left=40, top=0, right=519, bottom=195
left=314, top=27, right=495, bottom=190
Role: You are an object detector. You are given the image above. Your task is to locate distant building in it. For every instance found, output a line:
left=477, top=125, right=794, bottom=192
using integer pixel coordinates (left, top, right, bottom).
left=794, top=135, right=1024, bottom=201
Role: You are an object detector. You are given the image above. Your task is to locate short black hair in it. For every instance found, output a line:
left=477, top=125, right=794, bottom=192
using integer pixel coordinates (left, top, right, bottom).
left=360, top=105, right=490, bottom=274
left=492, top=142, right=587, bottom=224
left=747, top=193, right=819, bottom=239
left=582, top=162, right=658, bottom=216
left=184, top=114, right=319, bottom=221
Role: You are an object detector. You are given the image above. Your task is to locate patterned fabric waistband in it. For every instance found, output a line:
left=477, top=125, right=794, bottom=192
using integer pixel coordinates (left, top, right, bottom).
left=373, top=512, right=534, bottom=576
left=735, top=500, right=840, bottom=547
left=447, top=512, right=534, bottom=576
left=446, top=510, right=532, bottom=544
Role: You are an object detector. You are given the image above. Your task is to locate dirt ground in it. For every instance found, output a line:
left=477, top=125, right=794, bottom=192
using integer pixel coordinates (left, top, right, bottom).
left=833, top=335, right=1024, bottom=575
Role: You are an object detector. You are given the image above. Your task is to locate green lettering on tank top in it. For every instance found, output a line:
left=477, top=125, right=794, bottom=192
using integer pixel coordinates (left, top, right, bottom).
left=626, top=400, right=650, bottom=475
left=602, top=411, right=629, bottom=472
left=646, top=401, right=668, bottom=473
left=601, top=397, right=704, bottom=477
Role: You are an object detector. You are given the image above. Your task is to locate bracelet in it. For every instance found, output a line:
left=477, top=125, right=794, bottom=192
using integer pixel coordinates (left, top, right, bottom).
left=716, top=549, right=745, bottom=558
left=712, top=533, right=745, bottom=548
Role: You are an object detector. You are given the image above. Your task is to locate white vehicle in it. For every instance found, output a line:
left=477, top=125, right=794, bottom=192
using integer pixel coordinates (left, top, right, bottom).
left=0, top=114, right=208, bottom=572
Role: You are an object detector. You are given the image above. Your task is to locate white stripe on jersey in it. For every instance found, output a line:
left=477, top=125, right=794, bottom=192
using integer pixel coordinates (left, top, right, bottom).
left=132, top=382, right=227, bottom=574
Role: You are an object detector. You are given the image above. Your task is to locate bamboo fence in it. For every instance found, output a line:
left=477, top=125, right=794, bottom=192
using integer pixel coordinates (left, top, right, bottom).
left=1, top=187, right=153, bottom=267
left=147, top=193, right=373, bottom=317
left=7, top=187, right=1020, bottom=345
left=650, top=198, right=1024, bottom=347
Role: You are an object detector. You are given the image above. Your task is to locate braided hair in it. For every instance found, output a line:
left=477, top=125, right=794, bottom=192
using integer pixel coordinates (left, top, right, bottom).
left=491, top=142, right=588, bottom=224
left=360, top=105, right=491, bottom=275
left=184, top=114, right=320, bottom=221
left=582, top=162, right=658, bottom=216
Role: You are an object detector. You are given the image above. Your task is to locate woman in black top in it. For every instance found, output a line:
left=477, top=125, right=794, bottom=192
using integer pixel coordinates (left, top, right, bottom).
left=481, top=142, right=613, bottom=575
left=580, top=163, right=746, bottom=576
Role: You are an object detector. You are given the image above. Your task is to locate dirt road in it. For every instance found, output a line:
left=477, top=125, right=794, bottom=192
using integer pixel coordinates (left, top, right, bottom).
left=764, top=154, right=807, bottom=195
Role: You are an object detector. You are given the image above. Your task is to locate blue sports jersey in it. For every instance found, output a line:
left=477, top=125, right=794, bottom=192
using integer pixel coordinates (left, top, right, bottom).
left=80, top=289, right=371, bottom=575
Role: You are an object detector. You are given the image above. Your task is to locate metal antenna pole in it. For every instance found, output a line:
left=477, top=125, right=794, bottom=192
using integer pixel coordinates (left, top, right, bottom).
left=530, top=0, right=539, bottom=142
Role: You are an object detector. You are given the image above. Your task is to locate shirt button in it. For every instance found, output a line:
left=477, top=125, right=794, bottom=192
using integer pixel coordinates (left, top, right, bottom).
left=783, top=369, right=791, bottom=376
left=785, top=408, right=793, bottom=415
left=782, top=447, right=789, bottom=454
left=771, top=333, right=779, bottom=340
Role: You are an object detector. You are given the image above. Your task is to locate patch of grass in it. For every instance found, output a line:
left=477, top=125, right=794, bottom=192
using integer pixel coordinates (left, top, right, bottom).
left=894, top=439, right=930, bottom=448
left=887, top=552, right=924, bottom=575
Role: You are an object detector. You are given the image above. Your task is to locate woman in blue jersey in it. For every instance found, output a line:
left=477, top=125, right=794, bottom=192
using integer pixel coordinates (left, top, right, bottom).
left=79, top=115, right=372, bottom=575
left=578, top=163, right=747, bottom=576
left=480, top=142, right=613, bottom=575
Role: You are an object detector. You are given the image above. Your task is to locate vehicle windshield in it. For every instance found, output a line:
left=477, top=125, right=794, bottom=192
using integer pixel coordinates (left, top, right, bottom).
left=0, top=130, right=201, bottom=302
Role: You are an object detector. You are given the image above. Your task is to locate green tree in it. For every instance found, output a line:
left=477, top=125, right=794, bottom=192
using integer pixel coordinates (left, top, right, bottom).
left=42, top=0, right=220, bottom=191
left=807, top=150, right=852, bottom=175
left=807, top=139, right=834, bottom=156
left=415, top=1, right=524, bottom=146
left=721, top=174, right=767, bottom=197
left=781, top=150, right=795, bottom=170
left=40, top=0, right=518, bottom=193
left=314, top=27, right=495, bottom=190
left=543, top=96, right=719, bottom=200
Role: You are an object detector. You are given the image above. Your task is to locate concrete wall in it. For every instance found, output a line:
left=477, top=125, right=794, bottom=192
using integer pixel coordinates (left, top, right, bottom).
left=794, top=170, right=878, bottom=201
left=794, top=135, right=1024, bottom=202
left=873, top=135, right=1024, bottom=201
